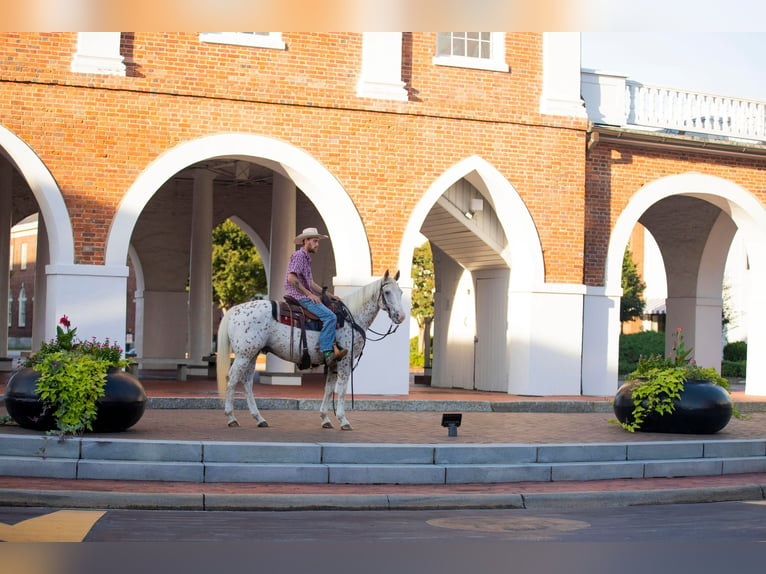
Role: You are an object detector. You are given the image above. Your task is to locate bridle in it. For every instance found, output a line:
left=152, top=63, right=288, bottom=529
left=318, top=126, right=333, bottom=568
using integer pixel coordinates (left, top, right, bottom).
left=367, top=278, right=401, bottom=341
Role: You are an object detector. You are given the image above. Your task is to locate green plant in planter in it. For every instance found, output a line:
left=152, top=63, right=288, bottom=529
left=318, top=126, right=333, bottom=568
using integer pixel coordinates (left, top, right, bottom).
left=23, top=315, right=133, bottom=436
left=613, top=328, right=738, bottom=432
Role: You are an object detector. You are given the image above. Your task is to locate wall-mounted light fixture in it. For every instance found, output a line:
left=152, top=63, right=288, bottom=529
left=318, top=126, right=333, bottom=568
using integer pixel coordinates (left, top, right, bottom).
left=464, top=198, right=484, bottom=220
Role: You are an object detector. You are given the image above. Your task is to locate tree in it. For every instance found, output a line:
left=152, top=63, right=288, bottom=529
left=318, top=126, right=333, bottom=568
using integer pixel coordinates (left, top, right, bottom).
left=621, top=247, right=646, bottom=330
left=212, top=219, right=266, bottom=311
left=411, top=241, right=434, bottom=351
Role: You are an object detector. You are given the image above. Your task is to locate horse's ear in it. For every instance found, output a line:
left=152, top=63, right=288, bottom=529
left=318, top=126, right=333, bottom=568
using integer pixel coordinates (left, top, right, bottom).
left=383, top=269, right=390, bottom=280
left=394, top=270, right=400, bottom=281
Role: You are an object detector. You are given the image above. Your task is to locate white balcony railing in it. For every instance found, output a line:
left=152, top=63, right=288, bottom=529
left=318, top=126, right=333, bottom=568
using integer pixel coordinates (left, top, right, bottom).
left=582, top=70, right=766, bottom=142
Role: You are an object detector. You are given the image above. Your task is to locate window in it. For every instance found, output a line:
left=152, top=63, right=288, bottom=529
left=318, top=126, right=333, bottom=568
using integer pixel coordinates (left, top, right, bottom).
left=18, top=284, right=26, bottom=328
left=7, top=291, right=12, bottom=327
left=433, top=32, right=509, bottom=72
left=20, top=243, right=27, bottom=270
left=199, top=33, right=286, bottom=50
left=8, top=244, right=12, bottom=271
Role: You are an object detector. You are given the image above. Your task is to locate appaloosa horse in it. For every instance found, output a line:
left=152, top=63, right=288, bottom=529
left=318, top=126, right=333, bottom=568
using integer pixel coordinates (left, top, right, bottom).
left=216, top=270, right=406, bottom=430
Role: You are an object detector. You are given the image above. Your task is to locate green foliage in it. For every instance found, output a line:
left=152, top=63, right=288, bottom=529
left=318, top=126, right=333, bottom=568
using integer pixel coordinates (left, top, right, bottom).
left=410, top=242, right=434, bottom=328
left=23, top=315, right=130, bottom=436
left=212, top=219, right=267, bottom=310
left=410, top=337, right=424, bottom=367
left=613, top=328, right=736, bottom=432
left=723, top=340, right=747, bottom=362
left=34, top=351, right=108, bottom=435
left=620, top=247, right=646, bottom=324
left=619, top=331, right=665, bottom=374
left=721, top=360, right=746, bottom=378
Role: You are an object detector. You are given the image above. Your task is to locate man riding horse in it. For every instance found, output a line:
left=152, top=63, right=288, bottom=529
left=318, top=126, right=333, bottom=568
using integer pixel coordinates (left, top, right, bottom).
left=284, top=227, right=348, bottom=367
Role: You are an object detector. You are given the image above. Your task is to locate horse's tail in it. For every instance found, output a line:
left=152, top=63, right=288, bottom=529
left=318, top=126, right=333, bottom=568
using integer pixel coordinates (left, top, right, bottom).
left=216, top=310, right=232, bottom=399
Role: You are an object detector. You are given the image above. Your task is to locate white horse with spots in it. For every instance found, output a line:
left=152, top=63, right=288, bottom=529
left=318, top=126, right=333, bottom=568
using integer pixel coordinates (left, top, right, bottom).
left=216, top=270, right=406, bottom=430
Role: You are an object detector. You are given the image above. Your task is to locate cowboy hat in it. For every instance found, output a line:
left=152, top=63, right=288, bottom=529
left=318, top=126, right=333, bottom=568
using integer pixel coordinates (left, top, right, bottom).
left=294, top=227, right=329, bottom=244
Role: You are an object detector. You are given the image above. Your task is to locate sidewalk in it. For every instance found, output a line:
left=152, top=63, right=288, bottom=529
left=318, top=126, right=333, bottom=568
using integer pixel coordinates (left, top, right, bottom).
left=2, top=373, right=766, bottom=510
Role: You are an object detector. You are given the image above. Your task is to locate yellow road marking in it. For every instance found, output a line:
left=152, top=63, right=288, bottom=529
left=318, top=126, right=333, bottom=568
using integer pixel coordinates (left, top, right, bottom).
left=0, top=510, right=106, bottom=542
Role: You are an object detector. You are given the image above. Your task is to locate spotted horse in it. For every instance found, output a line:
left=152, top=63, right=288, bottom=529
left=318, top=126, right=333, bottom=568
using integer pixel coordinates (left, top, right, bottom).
left=216, top=270, right=406, bottom=430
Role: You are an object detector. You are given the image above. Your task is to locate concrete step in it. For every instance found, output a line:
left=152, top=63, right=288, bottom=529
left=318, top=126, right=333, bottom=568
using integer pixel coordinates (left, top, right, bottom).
left=2, top=434, right=765, bottom=485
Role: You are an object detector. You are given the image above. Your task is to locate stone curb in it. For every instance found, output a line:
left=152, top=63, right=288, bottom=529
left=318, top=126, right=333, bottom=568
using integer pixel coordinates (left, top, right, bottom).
left=1, top=484, right=764, bottom=512
left=145, top=397, right=766, bottom=413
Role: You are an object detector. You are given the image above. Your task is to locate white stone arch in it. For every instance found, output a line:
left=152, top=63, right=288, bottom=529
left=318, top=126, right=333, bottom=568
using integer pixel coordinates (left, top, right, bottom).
left=0, top=125, right=73, bottom=264
left=399, top=156, right=573, bottom=395
left=607, top=172, right=766, bottom=395
left=105, top=133, right=371, bottom=282
left=397, top=155, right=544, bottom=288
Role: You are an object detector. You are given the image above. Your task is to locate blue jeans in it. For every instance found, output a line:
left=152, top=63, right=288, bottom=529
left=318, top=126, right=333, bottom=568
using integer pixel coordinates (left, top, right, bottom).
left=298, top=298, right=337, bottom=353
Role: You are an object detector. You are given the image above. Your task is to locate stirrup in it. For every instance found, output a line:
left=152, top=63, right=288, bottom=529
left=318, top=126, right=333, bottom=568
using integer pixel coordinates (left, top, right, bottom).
left=333, top=343, right=348, bottom=361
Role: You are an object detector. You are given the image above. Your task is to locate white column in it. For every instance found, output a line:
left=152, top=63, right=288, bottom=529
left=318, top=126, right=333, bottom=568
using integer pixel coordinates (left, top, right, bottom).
left=540, top=32, right=587, bottom=118
left=356, top=32, right=408, bottom=101
left=262, top=174, right=300, bottom=385
left=581, top=70, right=629, bottom=125
left=188, top=169, right=214, bottom=363
left=71, top=32, right=126, bottom=76
left=508, top=284, right=587, bottom=396
left=32, top=215, right=49, bottom=351
left=44, top=264, right=128, bottom=347
left=0, top=162, right=11, bottom=357
left=581, top=286, right=623, bottom=395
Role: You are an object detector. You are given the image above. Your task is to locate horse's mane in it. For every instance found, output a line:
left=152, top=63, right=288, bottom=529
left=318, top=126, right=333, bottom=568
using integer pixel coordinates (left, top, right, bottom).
left=341, top=276, right=382, bottom=313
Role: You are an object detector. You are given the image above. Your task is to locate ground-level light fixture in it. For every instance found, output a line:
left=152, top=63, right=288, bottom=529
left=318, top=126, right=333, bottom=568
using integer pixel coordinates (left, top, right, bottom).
left=441, top=413, right=462, bottom=437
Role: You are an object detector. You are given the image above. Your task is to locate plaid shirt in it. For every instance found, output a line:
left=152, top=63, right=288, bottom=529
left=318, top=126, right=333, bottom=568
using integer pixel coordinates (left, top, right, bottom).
left=284, top=247, right=314, bottom=300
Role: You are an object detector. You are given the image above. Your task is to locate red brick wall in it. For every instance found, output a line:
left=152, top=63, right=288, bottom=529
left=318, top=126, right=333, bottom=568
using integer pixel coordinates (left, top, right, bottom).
left=0, top=32, right=587, bottom=282
left=585, top=142, right=766, bottom=285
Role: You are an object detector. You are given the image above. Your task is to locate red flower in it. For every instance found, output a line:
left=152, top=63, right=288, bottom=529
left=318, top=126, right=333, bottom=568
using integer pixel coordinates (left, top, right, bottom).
left=60, top=315, right=71, bottom=328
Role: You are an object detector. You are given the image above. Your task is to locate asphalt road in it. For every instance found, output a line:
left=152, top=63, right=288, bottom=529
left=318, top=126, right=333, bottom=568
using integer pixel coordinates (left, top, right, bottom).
left=3, top=501, right=766, bottom=543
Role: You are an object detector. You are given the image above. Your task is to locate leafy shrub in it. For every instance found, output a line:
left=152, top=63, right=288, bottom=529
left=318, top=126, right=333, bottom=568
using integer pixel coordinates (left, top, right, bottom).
left=723, top=341, right=747, bottom=362
left=619, top=331, right=665, bottom=375
left=721, top=360, right=746, bottom=378
left=410, top=337, right=424, bottom=367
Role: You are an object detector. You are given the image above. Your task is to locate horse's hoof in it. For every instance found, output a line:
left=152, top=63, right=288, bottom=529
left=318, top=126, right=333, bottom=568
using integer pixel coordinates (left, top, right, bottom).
left=227, top=420, right=240, bottom=428
left=322, top=421, right=334, bottom=429
left=341, top=424, right=353, bottom=431
left=257, top=420, right=269, bottom=428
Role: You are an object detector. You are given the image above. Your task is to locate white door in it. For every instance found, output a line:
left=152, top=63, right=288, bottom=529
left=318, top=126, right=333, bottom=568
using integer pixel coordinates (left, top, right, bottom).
left=474, top=273, right=509, bottom=392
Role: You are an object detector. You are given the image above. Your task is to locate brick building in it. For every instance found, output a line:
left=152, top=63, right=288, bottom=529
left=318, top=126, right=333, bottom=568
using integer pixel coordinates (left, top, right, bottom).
left=1, top=32, right=765, bottom=395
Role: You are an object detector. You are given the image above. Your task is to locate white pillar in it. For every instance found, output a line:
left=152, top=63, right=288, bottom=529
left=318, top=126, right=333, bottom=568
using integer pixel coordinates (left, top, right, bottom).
left=507, top=284, right=587, bottom=396
left=356, top=32, right=408, bottom=101
left=71, top=32, right=126, bottom=76
left=262, top=173, right=300, bottom=385
left=32, top=215, right=49, bottom=351
left=581, top=286, right=622, bottom=395
left=0, top=162, right=11, bottom=357
left=188, top=169, right=214, bottom=363
left=44, top=264, right=128, bottom=348
left=540, top=32, right=588, bottom=118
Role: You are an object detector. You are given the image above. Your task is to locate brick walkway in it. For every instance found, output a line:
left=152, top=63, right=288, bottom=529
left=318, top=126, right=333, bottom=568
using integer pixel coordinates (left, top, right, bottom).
left=2, top=374, right=766, bottom=507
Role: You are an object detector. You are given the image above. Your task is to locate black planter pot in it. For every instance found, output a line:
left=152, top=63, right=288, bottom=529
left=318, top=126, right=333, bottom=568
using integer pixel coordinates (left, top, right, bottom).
left=613, top=379, right=733, bottom=434
left=3, top=366, right=147, bottom=433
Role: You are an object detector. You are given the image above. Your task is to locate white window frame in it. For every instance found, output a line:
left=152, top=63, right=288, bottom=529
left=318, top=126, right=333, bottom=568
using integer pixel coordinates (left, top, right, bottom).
left=433, top=32, right=509, bottom=73
left=18, top=284, right=26, bottom=328
left=199, top=33, right=286, bottom=50
left=7, top=291, right=12, bottom=326
left=20, top=243, right=27, bottom=270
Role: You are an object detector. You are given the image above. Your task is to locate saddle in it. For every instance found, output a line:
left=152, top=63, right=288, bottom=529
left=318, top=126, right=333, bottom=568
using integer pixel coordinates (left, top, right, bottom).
left=270, top=295, right=347, bottom=370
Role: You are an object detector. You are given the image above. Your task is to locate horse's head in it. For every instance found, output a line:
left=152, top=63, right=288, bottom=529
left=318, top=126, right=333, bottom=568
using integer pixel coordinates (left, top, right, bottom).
left=380, top=270, right=406, bottom=324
